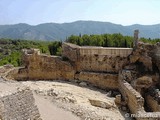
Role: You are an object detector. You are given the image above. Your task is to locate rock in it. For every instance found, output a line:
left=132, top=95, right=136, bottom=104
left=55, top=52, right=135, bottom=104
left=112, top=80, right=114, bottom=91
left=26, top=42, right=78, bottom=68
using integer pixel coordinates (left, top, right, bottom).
left=89, top=99, right=116, bottom=109
left=120, top=70, right=137, bottom=83
left=106, top=91, right=112, bottom=97
left=3, top=64, right=14, bottom=69
left=134, top=76, right=152, bottom=88
left=129, top=43, right=153, bottom=71
left=79, top=82, right=87, bottom=87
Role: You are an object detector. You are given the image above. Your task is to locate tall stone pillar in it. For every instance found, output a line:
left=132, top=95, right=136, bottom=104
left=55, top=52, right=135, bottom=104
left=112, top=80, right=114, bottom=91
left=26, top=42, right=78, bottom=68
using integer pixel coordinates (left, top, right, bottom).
left=134, top=29, right=139, bottom=49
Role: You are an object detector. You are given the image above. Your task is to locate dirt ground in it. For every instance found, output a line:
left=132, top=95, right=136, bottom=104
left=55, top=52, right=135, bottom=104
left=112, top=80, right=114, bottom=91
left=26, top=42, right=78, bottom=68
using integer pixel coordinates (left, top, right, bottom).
left=21, top=80, right=127, bottom=120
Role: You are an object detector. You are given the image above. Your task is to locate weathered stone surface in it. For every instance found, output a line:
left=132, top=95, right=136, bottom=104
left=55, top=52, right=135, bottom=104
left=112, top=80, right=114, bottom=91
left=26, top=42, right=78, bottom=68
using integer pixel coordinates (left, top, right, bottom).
left=15, top=49, right=75, bottom=80
left=89, top=99, right=116, bottom=109
left=79, top=82, right=87, bottom=87
left=146, top=95, right=160, bottom=112
left=118, top=72, right=145, bottom=114
left=120, top=69, right=137, bottom=83
left=63, top=42, right=132, bottom=73
left=0, top=81, right=41, bottom=120
left=75, top=72, right=119, bottom=89
left=133, top=76, right=153, bottom=88
left=130, top=44, right=153, bottom=71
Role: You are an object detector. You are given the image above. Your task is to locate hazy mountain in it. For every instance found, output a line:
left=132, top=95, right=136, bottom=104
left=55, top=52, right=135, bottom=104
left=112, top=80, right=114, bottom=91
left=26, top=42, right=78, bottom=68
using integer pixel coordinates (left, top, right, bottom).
left=0, top=21, right=160, bottom=41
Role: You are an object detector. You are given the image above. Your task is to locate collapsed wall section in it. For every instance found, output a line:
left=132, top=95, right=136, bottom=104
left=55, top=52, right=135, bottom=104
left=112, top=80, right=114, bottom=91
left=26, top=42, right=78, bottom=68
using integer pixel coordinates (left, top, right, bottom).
left=16, top=49, right=75, bottom=80
left=0, top=82, right=41, bottom=120
left=118, top=71, right=160, bottom=120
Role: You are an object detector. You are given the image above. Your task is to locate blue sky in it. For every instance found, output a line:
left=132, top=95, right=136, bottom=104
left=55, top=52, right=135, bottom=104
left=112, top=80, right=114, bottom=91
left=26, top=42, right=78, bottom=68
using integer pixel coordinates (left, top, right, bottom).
left=0, top=0, right=160, bottom=25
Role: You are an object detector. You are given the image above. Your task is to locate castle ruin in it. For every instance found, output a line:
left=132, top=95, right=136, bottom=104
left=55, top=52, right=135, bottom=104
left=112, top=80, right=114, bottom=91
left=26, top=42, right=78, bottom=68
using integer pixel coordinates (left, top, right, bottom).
left=3, top=30, right=160, bottom=120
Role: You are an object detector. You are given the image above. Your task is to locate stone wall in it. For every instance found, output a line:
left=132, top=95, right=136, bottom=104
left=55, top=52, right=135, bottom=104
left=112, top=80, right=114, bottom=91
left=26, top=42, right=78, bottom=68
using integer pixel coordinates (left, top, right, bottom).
left=75, top=72, right=118, bottom=89
left=14, top=43, right=132, bottom=89
left=62, top=42, right=132, bottom=73
left=62, top=43, right=80, bottom=62
left=79, top=47, right=133, bottom=57
left=118, top=79, right=145, bottom=113
left=62, top=42, right=133, bottom=58
left=119, top=71, right=160, bottom=120
left=16, top=49, right=75, bottom=80
left=0, top=82, right=41, bottom=120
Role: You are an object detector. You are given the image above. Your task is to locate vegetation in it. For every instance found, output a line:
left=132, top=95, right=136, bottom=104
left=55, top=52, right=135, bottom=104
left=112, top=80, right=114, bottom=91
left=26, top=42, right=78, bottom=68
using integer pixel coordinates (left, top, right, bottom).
left=66, top=33, right=133, bottom=48
left=0, top=33, right=160, bottom=67
left=0, top=21, right=160, bottom=41
left=140, top=37, right=160, bottom=44
left=0, top=38, right=62, bottom=66
left=66, top=33, right=160, bottom=47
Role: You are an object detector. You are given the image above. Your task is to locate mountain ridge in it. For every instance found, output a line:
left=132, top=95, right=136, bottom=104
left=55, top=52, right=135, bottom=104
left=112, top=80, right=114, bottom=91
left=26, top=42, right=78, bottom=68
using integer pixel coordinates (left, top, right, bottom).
left=0, top=21, right=160, bottom=41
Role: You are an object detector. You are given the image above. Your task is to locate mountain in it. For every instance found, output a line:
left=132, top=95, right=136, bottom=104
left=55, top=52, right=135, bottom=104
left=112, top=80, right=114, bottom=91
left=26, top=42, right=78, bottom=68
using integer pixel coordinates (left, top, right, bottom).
left=0, top=21, right=160, bottom=41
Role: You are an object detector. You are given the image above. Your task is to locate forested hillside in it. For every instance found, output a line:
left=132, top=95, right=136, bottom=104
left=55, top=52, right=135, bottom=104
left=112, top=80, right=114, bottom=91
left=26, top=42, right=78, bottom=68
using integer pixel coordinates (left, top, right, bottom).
left=0, top=21, right=160, bottom=40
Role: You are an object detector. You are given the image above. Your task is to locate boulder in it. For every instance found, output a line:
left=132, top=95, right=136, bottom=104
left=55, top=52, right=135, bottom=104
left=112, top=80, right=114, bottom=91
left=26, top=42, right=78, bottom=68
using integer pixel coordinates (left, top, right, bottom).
left=134, top=76, right=153, bottom=88
left=89, top=99, right=116, bottom=109
left=79, top=82, right=87, bottom=87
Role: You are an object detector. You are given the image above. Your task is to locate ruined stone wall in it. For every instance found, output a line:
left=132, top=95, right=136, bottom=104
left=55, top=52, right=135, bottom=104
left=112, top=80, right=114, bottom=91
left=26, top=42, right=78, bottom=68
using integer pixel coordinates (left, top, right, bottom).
left=75, top=72, right=118, bottom=89
left=62, top=42, right=80, bottom=62
left=118, top=71, right=160, bottom=120
left=0, top=83, right=41, bottom=120
left=77, top=55, right=129, bottom=73
left=79, top=47, right=133, bottom=57
left=16, top=49, right=75, bottom=80
left=119, top=79, right=145, bottom=113
left=62, top=43, right=132, bottom=73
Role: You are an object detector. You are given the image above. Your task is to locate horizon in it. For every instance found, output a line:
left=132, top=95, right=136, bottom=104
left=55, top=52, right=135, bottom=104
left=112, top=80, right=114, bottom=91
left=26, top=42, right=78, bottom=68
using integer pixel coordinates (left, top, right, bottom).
left=1, top=0, right=160, bottom=26
left=1, top=20, right=160, bottom=26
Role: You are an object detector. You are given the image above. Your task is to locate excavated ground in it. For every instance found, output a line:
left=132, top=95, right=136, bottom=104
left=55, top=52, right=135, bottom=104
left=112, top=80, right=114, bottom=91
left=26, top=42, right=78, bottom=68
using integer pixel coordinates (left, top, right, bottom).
left=20, top=80, right=129, bottom=120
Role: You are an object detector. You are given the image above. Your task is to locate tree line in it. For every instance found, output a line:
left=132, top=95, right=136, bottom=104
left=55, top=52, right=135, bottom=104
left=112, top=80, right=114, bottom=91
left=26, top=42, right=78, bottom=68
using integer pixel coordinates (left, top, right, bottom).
left=66, top=33, right=160, bottom=47
left=66, top=33, right=133, bottom=48
left=0, top=34, right=160, bottom=67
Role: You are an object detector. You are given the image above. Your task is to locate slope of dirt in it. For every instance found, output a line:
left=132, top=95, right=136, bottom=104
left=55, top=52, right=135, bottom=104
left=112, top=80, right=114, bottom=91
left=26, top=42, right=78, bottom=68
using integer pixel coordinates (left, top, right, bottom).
left=21, top=80, right=125, bottom=120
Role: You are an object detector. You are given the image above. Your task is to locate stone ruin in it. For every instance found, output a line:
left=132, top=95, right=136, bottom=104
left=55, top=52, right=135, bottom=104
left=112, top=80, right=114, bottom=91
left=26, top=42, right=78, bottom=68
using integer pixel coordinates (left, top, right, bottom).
left=3, top=30, right=160, bottom=120
left=0, top=66, right=41, bottom=120
left=0, top=83, right=41, bottom=120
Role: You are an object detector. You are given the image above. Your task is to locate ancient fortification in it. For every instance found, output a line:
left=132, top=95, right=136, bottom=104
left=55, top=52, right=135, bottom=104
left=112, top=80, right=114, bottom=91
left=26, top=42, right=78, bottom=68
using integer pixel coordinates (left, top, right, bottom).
left=1, top=30, right=160, bottom=119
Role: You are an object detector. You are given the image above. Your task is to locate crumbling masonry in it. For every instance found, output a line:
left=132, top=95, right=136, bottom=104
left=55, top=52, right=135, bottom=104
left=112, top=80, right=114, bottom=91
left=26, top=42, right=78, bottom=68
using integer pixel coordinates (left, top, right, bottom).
left=8, top=30, right=160, bottom=120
